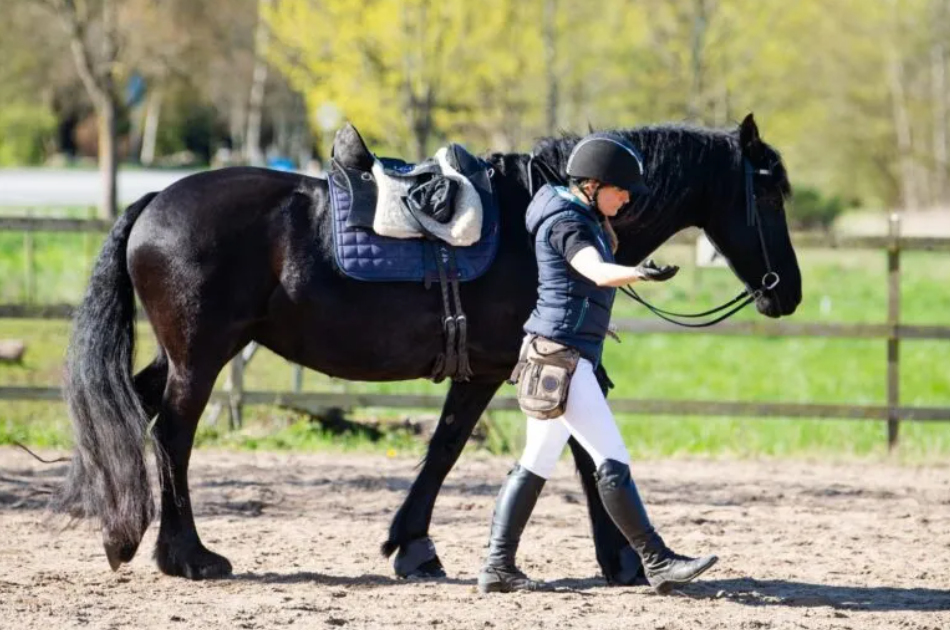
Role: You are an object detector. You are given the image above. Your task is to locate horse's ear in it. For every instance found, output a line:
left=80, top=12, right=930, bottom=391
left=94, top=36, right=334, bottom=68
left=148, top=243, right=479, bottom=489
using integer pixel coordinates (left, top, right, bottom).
left=739, top=113, right=763, bottom=160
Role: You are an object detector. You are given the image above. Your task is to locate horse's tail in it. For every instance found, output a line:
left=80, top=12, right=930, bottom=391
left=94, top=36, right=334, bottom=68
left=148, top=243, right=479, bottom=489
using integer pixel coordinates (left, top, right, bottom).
left=53, top=192, right=160, bottom=569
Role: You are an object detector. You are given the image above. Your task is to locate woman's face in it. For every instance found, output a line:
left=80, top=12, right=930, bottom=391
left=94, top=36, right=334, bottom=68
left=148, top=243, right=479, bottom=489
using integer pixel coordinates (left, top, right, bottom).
left=594, top=184, right=630, bottom=217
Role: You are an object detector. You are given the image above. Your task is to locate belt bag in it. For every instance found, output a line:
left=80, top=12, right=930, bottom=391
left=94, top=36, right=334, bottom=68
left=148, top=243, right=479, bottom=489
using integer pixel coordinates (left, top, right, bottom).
left=508, top=336, right=581, bottom=420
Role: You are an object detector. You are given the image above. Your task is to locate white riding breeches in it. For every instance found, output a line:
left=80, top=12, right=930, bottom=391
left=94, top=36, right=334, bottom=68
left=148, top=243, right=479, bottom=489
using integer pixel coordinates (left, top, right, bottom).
left=518, top=353, right=630, bottom=480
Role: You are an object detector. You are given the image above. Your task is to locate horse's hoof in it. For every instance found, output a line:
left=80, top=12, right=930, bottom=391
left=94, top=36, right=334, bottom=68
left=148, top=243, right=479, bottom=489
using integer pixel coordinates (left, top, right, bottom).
left=401, top=556, right=447, bottom=579
left=605, top=546, right=648, bottom=587
left=156, top=540, right=233, bottom=580
left=393, top=537, right=445, bottom=579
left=103, top=539, right=140, bottom=571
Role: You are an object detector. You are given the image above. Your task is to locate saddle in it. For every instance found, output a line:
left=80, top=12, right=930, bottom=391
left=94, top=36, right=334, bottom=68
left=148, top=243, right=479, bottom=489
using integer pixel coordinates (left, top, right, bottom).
left=326, top=123, right=501, bottom=383
left=331, top=123, right=485, bottom=244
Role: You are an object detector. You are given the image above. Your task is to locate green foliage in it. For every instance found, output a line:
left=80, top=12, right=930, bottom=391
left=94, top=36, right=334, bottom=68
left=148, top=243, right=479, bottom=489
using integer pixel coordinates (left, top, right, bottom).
left=5, top=0, right=949, bottom=207
left=788, top=186, right=848, bottom=231
left=262, top=0, right=950, bottom=209
left=0, top=230, right=102, bottom=303
left=0, top=103, right=57, bottom=166
left=193, top=410, right=424, bottom=454
left=155, top=90, right=221, bottom=164
left=265, top=0, right=550, bottom=158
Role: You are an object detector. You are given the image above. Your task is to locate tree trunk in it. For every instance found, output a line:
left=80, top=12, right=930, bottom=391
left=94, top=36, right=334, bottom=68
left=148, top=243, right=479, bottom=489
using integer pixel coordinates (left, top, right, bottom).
left=99, top=0, right=118, bottom=218
left=53, top=0, right=121, bottom=218
left=140, top=89, right=163, bottom=166
left=402, top=1, right=434, bottom=162
left=543, top=0, right=559, bottom=134
left=413, top=127, right=428, bottom=162
left=412, top=85, right=434, bottom=162
left=99, top=99, right=118, bottom=219
left=889, top=50, right=918, bottom=210
left=230, top=102, right=247, bottom=159
left=933, top=43, right=948, bottom=205
left=246, top=0, right=271, bottom=167
left=246, top=58, right=269, bottom=166
left=687, top=0, right=710, bottom=123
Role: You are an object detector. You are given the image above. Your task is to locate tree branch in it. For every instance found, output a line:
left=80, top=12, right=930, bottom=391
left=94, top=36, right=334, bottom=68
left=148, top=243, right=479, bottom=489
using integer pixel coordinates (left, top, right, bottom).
left=42, top=0, right=111, bottom=109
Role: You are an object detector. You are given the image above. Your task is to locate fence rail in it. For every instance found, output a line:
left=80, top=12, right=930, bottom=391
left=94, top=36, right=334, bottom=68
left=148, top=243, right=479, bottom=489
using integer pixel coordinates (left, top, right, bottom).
left=5, top=215, right=950, bottom=250
left=3, top=214, right=950, bottom=449
left=0, top=217, right=112, bottom=233
left=3, top=302, right=949, bottom=339
left=2, top=386, right=948, bottom=422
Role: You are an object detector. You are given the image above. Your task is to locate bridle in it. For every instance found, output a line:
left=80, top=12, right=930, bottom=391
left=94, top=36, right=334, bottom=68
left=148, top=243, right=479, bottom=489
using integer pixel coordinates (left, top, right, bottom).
left=527, top=154, right=781, bottom=328
left=620, top=158, right=781, bottom=327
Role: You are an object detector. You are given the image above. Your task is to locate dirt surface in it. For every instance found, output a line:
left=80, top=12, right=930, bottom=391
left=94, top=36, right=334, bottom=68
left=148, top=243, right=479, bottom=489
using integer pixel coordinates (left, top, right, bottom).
left=1, top=447, right=948, bottom=630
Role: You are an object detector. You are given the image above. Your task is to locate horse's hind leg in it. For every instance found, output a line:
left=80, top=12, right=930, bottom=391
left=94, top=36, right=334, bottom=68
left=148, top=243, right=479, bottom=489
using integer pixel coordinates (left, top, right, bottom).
left=152, top=357, right=233, bottom=579
left=568, top=437, right=646, bottom=586
left=134, top=349, right=168, bottom=419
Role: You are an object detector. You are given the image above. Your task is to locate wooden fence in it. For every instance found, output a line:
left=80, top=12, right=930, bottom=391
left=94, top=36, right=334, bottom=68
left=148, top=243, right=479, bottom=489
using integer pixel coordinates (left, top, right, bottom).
left=2, top=215, right=950, bottom=449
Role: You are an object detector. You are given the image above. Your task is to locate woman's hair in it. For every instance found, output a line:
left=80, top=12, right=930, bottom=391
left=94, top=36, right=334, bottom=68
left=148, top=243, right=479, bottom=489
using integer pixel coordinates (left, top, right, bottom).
left=602, top=217, right=619, bottom=254
left=569, top=177, right=597, bottom=192
left=569, top=178, right=618, bottom=254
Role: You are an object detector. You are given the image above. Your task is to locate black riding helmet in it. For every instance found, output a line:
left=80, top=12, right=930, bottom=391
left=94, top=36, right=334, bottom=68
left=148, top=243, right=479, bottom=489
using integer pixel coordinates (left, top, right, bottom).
left=566, top=133, right=649, bottom=196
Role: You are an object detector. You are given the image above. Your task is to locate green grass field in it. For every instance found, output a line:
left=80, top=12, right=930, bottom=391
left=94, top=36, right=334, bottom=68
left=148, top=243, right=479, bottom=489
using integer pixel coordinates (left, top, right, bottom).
left=2, top=227, right=949, bottom=462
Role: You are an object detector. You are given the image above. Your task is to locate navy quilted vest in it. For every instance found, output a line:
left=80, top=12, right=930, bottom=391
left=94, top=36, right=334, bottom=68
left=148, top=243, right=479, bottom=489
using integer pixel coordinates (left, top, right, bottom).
left=523, top=185, right=616, bottom=367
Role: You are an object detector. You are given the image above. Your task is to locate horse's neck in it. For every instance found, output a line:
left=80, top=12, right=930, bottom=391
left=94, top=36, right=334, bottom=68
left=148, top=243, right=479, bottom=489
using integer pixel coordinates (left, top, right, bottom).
left=611, top=186, right=700, bottom=266
left=610, top=130, right=736, bottom=265
left=612, top=216, right=692, bottom=266
left=491, top=154, right=534, bottom=226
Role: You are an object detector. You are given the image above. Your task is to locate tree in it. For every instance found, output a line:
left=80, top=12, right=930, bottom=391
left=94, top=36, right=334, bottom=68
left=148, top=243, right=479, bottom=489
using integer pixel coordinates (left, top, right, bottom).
left=10, top=0, right=946, bottom=213
left=0, top=3, right=64, bottom=164
left=40, top=0, right=123, bottom=219
left=267, top=0, right=553, bottom=158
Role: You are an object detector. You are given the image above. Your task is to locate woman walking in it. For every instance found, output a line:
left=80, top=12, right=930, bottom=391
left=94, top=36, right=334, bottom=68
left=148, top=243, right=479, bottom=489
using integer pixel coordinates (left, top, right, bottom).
left=478, top=133, right=718, bottom=594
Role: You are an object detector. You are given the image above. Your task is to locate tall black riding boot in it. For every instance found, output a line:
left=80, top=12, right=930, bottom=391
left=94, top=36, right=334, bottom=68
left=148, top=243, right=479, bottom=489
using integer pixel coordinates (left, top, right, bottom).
left=478, top=464, right=547, bottom=593
left=596, top=459, right=718, bottom=594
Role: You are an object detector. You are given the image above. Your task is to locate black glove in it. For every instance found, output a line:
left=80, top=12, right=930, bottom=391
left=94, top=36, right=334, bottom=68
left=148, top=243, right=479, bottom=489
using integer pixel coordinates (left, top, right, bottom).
left=636, top=258, right=679, bottom=282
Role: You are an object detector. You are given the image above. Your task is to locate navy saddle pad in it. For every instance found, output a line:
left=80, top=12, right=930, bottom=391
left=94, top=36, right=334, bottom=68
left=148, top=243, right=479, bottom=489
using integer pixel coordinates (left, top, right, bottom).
left=327, top=150, right=500, bottom=283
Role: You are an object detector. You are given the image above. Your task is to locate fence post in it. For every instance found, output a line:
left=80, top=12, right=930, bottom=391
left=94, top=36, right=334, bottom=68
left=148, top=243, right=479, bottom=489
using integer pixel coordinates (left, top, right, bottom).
left=292, top=364, right=303, bottom=393
left=228, top=354, right=245, bottom=430
left=887, top=213, right=901, bottom=450
left=84, top=206, right=97, bottom=277
left=23, top=210, right=35, bottom=305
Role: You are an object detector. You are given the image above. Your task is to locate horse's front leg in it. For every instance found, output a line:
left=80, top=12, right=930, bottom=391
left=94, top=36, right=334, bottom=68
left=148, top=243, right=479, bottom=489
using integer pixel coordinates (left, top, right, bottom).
left=383, top=379, right=503, bottom=578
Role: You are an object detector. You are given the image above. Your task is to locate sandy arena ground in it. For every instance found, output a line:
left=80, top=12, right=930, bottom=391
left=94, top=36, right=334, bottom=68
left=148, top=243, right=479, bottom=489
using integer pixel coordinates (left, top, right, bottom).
left=1, top=447, right=948, bottom=629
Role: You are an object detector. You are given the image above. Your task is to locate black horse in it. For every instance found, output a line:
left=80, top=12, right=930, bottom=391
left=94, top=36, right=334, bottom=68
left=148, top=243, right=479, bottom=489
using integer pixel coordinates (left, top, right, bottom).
left=54, top=113, right=801, bottom=584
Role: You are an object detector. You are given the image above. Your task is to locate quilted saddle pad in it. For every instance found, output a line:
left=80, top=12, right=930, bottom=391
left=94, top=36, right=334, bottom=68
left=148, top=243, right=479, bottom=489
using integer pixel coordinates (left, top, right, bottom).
left=327, top=159, right=500, bottom=283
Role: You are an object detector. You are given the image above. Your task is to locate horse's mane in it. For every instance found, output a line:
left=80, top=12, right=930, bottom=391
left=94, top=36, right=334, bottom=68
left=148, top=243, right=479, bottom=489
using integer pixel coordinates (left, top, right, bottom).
left=530, top=124, right=791, bottom=229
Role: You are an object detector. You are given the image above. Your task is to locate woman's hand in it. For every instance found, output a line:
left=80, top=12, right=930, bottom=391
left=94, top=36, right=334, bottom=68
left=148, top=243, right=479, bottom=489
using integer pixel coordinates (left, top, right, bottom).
left=569, top=248, right=679, bottom=287
left=635, top=259, right=679, bottom=282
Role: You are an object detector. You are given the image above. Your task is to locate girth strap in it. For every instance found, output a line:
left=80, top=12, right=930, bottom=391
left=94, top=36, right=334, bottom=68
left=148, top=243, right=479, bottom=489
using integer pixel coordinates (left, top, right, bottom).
left=426, top=242, right=473, bottom=383
left=447, top=247, right=473, bottom=380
